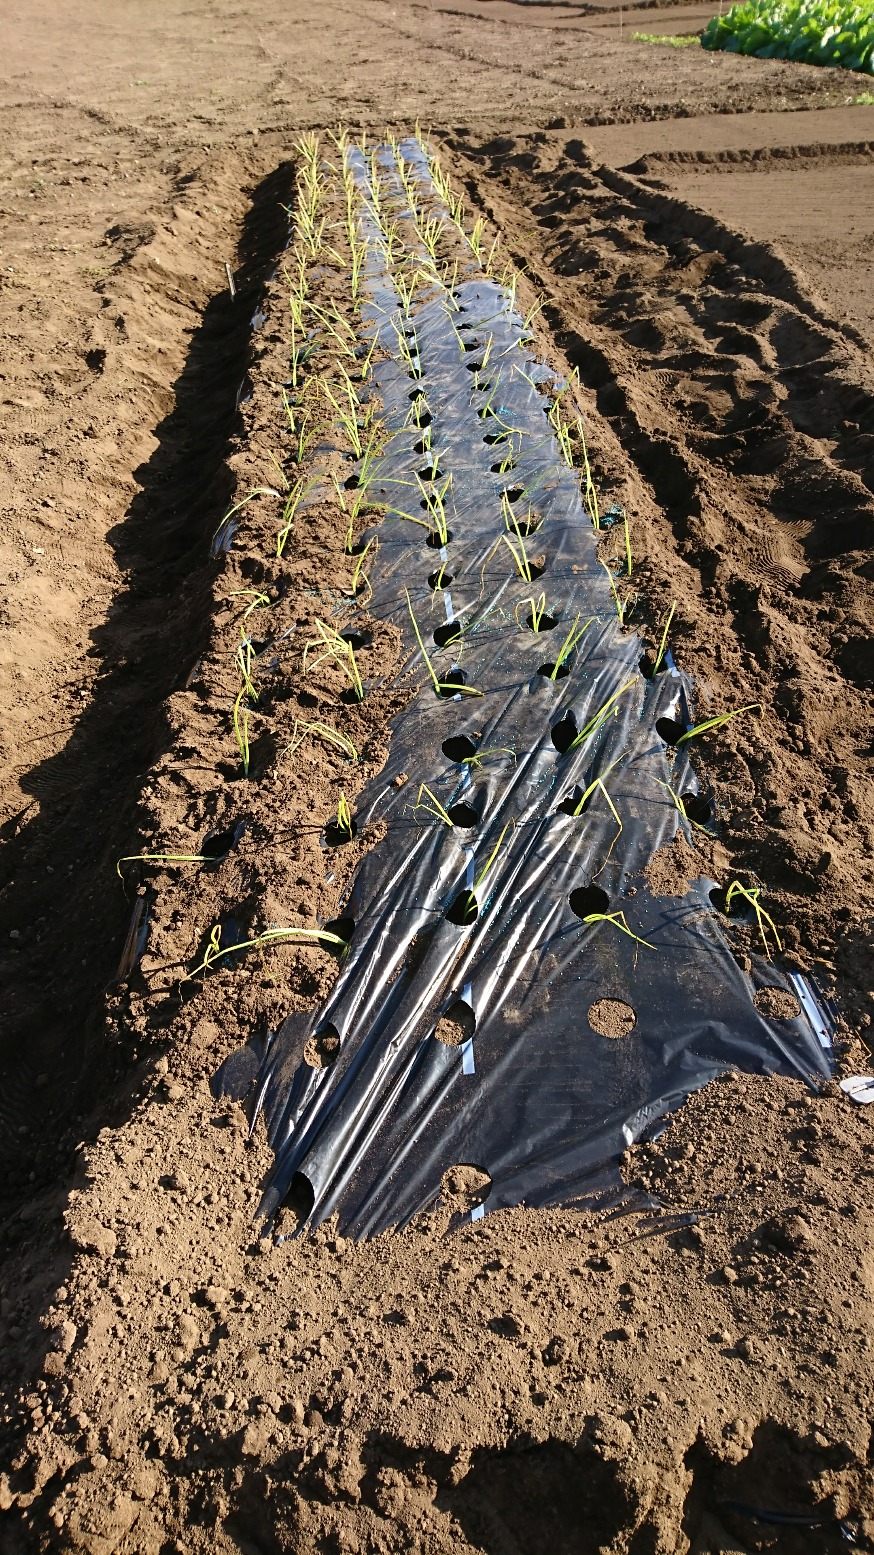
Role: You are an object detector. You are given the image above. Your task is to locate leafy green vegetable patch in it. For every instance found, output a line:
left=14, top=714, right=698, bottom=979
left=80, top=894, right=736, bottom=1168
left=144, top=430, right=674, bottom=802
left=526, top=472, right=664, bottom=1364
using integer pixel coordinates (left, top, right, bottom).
left=702, top=0, right=874, bottom=71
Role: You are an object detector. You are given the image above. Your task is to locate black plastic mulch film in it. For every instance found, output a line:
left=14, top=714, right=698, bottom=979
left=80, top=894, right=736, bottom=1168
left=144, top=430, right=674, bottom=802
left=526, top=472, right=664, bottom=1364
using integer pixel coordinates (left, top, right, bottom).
left=214, top=138, right=834, bottom=1240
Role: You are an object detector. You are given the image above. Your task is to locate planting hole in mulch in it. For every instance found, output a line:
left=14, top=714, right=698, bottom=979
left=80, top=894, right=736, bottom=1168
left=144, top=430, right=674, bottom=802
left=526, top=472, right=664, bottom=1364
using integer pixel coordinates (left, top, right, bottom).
left=569, top=884, right=610, bottom=920
left=200, top=819, right=247, bottom=860
left=426, top=527, right=454, bottom=548
left=446, top=801, right=479, bottom=829
left=442, top=734, right=478, bottom=763
left=525, top=610, right=556, bottom=633
left=324, top=817, right=358, bottom=848
left=435, top=998, right=476, bottom=1046
left=754, top=987, right=802, bottom=1020
left=303, top=1023, right=341, bottom=1069
left=447, top=888, right=478, bottom=927
left=503, top=485, right=524, bottom=504
left=638, top=652, right=665, bottom=680
left=550, top=711, right=578, bottom=754
left=437, top=668, right=469, bottom=698
left=320, top=917, right=355, bottom=953
left=442, top=1162, right=492, bottom=1211
left=656, top=714, right=687, bottom=745
left=709, top=886, right=745, bottom=919
left=588, top=998, right=637, bottom=1039
left=490, top=458, right=517, bottom=474
left=681, top=791, right=713, bottom=825
left=428, top=569, right=454, bottom=591
left=339, top=630, right=368, bottom=651
left=525, top=554, right=547, bottom=580
left=277, top=1171, right=315, bottom=1233
left=538, top=660, right=570, bottom=682
left=433, top=622, right=464, bottom=649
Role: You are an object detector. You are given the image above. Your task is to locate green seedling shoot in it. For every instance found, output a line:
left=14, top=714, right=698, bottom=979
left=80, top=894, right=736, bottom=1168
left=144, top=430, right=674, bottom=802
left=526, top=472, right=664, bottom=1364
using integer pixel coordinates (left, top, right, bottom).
left=501, top=531, right=536, bottom=583
left=724, top=880, right=782, bottom=958
left=414, top=784, right=456, bottom=827
left=405, top=590, right=482, bottom=699
left=233, top=686, right=251, bottom=778
left=675, top=703, right=761, bottom=747
left=566, top=677, right=637, bottom=753
left=276, top=477, right=318, bottom=558
left=416, top=472, right=452, bottom=545
left=212, top=486, right=280, bottom=544
left=550, top=614, right=594, bottom=680
left=187, top=922, right=348, bottom=981
left=303, top=620, right=364, bottom=702
left=453, top=820, right=513, bottom=922
left=652, top=602, right=677, bottom=675
left=116, top=852, right=206, bottom=879
left=285, top=720, right=359, bottom=763
left=335, top=793, right=354, bottom=840
left=656, top=779, right=711, bottom=834
left=579, top=910, right=653, bottom=950
left=228, top=589, right=270, bottom=622
left=351, top=537, right=377, bottom=599
left=236, top=628, right=258, bottom=704
left=516, top=593, right=551, bottom=632
left=601, top=560, right=630, bottom=627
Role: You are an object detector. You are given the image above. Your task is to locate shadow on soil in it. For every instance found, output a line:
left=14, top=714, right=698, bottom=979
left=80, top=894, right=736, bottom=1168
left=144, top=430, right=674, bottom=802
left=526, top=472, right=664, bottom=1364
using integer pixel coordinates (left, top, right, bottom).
left=0, top=158, right=293, bottom=1305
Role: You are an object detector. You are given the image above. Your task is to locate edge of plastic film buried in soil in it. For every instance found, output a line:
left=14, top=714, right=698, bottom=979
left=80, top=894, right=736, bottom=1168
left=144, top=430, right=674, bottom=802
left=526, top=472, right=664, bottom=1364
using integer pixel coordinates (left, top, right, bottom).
left=214, top=134, right=835, bottom=1241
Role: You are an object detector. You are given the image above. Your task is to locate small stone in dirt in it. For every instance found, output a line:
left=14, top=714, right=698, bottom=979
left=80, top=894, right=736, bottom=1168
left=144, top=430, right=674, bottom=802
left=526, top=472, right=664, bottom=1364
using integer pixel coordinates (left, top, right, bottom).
left=541, top=1335, right=568, bottom=1366
left=393, top=772, right=409, bottom=787
left=240, top=1417, right=272, bottom=1456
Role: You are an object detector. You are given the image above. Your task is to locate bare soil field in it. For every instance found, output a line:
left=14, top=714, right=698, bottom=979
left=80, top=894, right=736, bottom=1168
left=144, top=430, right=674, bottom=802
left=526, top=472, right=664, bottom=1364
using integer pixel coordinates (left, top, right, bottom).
left=0, top=2, right=871, bottom=1552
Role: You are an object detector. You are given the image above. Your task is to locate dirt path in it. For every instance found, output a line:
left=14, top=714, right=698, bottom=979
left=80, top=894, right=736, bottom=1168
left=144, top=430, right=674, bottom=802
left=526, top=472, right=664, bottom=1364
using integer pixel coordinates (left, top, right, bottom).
left=0, top=2, right=872, bottom=1551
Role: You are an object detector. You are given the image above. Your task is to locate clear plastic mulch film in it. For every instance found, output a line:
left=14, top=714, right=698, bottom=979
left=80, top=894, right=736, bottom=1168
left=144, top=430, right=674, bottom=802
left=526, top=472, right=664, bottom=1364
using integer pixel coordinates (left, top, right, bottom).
left=213, top=137, right=835, bottom=1240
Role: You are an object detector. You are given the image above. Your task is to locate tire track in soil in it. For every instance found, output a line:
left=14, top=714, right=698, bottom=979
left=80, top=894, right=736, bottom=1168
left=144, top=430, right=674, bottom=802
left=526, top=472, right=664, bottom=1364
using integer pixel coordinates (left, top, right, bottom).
left=445, top=128, right=872, bottom=1030
left=0, top=160, right=295, bottom=1209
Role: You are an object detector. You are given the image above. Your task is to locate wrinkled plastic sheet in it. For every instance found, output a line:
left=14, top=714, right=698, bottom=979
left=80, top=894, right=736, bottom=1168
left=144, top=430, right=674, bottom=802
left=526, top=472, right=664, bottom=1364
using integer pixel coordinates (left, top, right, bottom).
left=214, top=139, right=833, bottom=1239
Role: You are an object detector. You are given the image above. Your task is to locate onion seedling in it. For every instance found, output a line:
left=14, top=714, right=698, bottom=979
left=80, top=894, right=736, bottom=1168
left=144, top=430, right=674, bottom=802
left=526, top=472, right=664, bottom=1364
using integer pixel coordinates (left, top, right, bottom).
left=116, top=852, right=206, bottom=879
left=285, top=720, right=359, bottom=763
left=656, top=779, right=711, bottom=834
left=233, top=686, right=251, bottom=777
left=350, top=536, right=377, bottom=598
left=566, top=677, right=637, bottom=753
left=335, top=793, right=354, bottom=841
left=451, top=819, right=513, bottom=924
left=276, top=477, right=318, bottom=558
left=405, top=590, right=482, bottom=698
left=414, top=784, right=456, bottom=826
left=303, top=620, right=364, bottom=702
left=652, top=601, right=677, bottom=676
left=212, top=486, right=281, bottom=544
left=600, top=560, right=630, bottom=627
left=675, top=703, right=760, bottom=747
left=236, top=629, right=258, bottom=703
left=502, top=531, right=537, bottom=583
left=416, top=472, right=452, bottom=546
left=724, top=880, right=782, bottom=958
left=579, top=909, right=652, bottom=950
left=570, top=756, right=625, bottom=865
left=228, top=589, right=270, bottom=622
left=187, top=921, right=348, bottom=980
left=549, top=614, right=593, bottom=680
left=517, top=593, right=551, bottom=632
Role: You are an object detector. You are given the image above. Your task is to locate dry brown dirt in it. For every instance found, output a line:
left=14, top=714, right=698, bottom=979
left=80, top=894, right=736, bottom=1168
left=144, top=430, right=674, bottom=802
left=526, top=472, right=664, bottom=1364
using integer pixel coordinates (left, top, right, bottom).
left=0, top=1, right=872, bottom=1552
